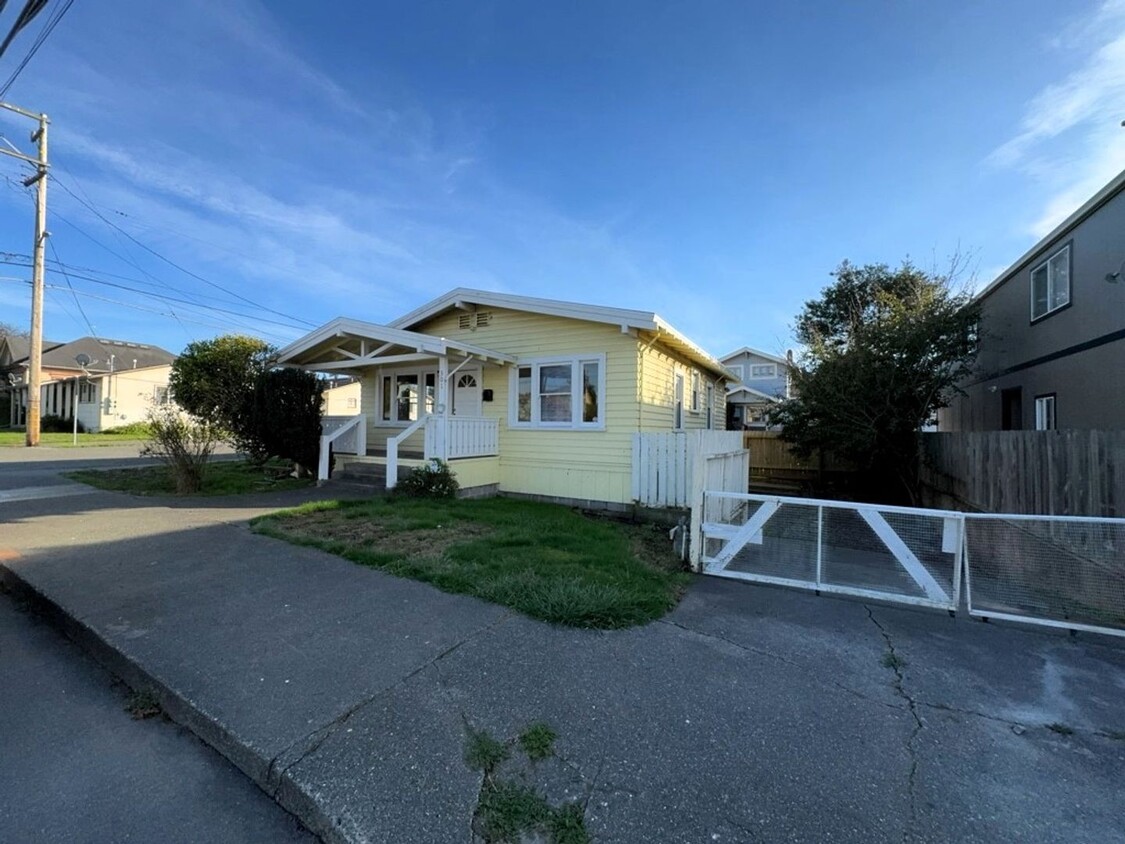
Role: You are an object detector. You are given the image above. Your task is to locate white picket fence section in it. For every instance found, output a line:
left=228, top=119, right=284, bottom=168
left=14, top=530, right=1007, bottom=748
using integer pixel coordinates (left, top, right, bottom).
left=632, top=430, right=747, bottom=509
left=425, top=416, right=499, bottom=460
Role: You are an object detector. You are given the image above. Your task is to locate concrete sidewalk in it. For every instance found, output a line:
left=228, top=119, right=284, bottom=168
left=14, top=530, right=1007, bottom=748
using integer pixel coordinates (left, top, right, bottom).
left=2, top=487, right=1124, bottom=843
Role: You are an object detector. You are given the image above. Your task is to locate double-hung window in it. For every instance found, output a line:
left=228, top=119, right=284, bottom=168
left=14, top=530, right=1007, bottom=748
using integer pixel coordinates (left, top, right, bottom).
left=511, top=356, right=604, bottom=429
left=690, top=372, right=701, bottom=413
left=1030, top=244, right=1070, bottom=321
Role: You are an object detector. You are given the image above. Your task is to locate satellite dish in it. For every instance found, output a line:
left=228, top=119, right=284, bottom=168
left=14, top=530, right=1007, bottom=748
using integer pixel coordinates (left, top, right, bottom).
left=75, top=353, right=91, bottom=367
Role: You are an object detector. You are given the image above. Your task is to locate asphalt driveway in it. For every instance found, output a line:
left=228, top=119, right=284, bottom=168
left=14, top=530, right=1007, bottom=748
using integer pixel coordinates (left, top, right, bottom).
left=1, top=448, right=1123, bottom=843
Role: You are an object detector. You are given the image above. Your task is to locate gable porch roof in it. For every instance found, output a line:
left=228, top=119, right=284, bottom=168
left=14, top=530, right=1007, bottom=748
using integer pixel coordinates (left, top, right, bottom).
left=275, top=317, right=516, bottom=372
left=726, top=384, right=782, bottom=403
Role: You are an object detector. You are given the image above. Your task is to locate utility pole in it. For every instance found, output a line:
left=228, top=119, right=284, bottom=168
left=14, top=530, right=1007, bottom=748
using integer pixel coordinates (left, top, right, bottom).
left=0, top=101, right=49, bottom=446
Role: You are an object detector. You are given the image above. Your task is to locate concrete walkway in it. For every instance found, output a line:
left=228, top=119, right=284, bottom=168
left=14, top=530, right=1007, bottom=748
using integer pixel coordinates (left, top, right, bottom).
left=1, top=460, right=1123, bottom=843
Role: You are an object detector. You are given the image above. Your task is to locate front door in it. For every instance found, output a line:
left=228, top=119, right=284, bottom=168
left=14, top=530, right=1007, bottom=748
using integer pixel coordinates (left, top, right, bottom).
left=452, top=370, right=482, bottom=417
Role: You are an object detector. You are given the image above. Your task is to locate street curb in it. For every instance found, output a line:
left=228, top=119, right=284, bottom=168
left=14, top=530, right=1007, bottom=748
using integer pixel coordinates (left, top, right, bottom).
left=0, top=563, right=343, bottom=844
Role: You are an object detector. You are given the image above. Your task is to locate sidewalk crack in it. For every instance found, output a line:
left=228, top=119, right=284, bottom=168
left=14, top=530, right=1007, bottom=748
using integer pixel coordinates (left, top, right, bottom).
left=865, top=605, right=922, bottom=844
left=660, top=618, right=903, bottom=713
left=266, top=611, right=512, bottom=796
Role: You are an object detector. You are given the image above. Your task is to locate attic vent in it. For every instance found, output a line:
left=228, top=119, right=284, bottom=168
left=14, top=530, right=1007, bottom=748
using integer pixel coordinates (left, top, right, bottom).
left=475, top=312, right=491, bottom=328
left=458, top=314, right=472, bottom=330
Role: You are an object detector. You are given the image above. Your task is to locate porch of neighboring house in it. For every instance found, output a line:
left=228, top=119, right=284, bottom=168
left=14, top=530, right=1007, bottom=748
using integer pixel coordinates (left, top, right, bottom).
left=278, top=319, right=514, bottom=491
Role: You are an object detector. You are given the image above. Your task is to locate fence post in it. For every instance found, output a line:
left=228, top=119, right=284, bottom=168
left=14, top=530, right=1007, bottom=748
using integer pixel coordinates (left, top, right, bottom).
left=815, top=505, right=823, bottom=592
left=689, top=437, right=705, bottom=571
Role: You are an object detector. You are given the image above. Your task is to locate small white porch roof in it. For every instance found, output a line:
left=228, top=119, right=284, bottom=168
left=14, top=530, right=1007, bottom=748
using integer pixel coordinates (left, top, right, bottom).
left=726, top=384, right=782, bottom=404
left=276, top=317, right=516, bottom=372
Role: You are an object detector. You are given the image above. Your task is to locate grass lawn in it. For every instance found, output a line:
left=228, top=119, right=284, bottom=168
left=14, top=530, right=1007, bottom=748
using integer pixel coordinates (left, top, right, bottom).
left=252, top=497, right=689, bottom=629
left=67, top=459, right=314, bottom=496
left=0, top=430, right=148, bottom=447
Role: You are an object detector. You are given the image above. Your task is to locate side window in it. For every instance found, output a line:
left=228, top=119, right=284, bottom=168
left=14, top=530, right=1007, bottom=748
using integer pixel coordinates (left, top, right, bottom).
left=673, top=373, right=684, bottom=430
left=1030, top=244, right=1070, bottom=321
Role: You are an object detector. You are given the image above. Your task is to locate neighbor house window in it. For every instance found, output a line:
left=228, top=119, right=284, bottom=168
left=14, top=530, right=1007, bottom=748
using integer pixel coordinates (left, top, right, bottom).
left=78, top=380, right=96, bottom=402
left=749, top=364, right=776, bottom=378
left=153, top=385, right=171, bottom=405
left=690, top=372, right=701, bottom=412
left=511, top=356, right=604, bottom=429
left=1034, top=395, right=1056, bottom=431
left=1030, top=244, right=1070, bottom=321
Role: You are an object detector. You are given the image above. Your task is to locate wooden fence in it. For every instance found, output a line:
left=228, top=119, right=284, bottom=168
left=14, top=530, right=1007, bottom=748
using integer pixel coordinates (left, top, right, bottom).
left=920, top=430, right=1125, bottom=517
left=632, top=430, right=746, bottom=508
left=741, top=431, right=852, bottom=494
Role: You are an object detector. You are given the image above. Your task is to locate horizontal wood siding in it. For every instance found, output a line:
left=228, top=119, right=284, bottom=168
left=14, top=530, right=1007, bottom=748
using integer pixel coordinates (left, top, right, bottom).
left=921, top=430, right=1125, bottom=517
left=639, top=343, right=724, bottom=432
left=417, top=307, right=640, bottom=503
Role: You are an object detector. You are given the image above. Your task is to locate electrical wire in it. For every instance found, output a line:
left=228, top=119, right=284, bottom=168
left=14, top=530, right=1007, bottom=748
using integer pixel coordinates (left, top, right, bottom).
left=0, top=0, right=74, bottom=98
left=52, top=174, right=317, bottom=327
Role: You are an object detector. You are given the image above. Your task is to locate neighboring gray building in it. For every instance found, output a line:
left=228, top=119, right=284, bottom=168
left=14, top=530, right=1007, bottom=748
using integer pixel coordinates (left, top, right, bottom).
left=719, top=346, right=792, bottom=428
left=940, top=168, right=1125, bottom=432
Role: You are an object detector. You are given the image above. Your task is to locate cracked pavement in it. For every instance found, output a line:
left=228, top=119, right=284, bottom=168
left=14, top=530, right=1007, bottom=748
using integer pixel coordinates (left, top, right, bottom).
left=2, top=450, right=1124, bottom=843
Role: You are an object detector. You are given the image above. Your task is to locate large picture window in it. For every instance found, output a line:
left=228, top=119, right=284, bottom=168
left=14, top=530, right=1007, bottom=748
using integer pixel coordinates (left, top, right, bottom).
left=1030, top=244, right=1070, bottom=321
left=510, top=356, right=604, bottom=429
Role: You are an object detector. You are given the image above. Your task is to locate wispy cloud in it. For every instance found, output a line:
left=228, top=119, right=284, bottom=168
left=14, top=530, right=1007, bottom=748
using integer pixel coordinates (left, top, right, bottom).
left=0, top=0, right=672, bottom=348
left=988, top=0, right=1125, bottom=237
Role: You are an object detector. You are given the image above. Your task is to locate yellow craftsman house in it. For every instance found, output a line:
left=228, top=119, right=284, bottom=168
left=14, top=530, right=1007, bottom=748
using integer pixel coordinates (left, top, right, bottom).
left=277, top=288, right=732, bottom=507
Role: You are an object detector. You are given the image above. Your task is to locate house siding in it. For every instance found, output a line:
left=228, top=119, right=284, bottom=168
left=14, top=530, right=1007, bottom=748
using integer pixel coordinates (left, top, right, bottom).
left=352, top=306, right=726, bottom=504
left=941, top=182, right=1125, bottom=431
left=721, top=350, right=789, bottom=398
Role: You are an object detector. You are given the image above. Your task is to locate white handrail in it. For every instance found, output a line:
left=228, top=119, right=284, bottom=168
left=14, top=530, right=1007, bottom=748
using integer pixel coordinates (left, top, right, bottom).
left=318, top=414, right=366, bottom=482
left=386, top=414, right=428, bottom=489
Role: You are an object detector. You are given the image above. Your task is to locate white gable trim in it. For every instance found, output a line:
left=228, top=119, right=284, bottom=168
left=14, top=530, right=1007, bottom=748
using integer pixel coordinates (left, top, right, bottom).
left=276, top=317, right=516, bottom=368
left=726, top=384, right=782, bottom=402
left=719, top=346, right=790, bottom=366
left=388, top=287, right=732, bottom=379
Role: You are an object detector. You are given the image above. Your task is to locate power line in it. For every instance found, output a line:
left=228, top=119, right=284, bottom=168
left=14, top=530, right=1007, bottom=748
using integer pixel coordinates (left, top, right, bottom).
left=0, top=0, right=74, bottom=98
left=52, top=173, right=317, bottom=327
left=0, top=276, right=293, bottom=341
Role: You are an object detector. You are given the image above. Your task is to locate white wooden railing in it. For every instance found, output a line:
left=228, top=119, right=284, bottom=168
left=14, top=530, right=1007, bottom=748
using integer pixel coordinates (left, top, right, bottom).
left=318, top=414, right=367, bottom=482
left=386, top=414, right=428, bottom=489
left=424, top=416, right=499, bottom=461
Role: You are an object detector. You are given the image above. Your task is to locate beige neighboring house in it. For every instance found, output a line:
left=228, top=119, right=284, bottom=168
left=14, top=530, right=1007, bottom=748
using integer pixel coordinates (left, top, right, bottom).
left=322, top=379, right=361, bottom=415
left=4, top=336, right=177, bottom=431
left=278, top=288, right=733, bottom=506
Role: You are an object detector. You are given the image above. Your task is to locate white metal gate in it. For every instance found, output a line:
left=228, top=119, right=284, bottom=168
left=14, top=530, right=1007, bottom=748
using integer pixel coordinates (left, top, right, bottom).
left=698, top=492, right=964, bottom=612
left=696, top=491, right=1125, bottom=638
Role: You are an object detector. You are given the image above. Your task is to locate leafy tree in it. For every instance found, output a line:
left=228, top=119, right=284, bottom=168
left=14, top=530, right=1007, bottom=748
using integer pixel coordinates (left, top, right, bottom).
left=169, top=335, right=275, bottom=456
left=248, top=368, right=324, bottom=475
left=771, top=260, right=979, bottom=504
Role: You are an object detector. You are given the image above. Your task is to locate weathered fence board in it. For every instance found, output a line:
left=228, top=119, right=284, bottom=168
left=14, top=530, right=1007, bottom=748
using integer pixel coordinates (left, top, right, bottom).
left=921, top=430, right=1125, bottom=518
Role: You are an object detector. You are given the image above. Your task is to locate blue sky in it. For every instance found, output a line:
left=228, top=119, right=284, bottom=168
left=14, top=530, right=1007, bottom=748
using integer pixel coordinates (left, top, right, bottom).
left=0, top=0, right=1123, bottom=359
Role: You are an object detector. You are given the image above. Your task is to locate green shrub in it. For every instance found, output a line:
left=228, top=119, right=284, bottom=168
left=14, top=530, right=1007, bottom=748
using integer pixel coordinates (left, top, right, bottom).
left=395, top=459, right=459, bottom=498
left=141, top=405, right=222, bottom=494
left=40, top=414, right=85, bottom=433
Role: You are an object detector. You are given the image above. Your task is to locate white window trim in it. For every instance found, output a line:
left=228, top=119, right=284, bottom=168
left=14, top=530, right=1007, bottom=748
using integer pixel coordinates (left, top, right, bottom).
left=1030, top=244, right=1070, bottom=321
left=508, top=354, right=607, bottom=431
left=1034, top=395, right=1056, bottom=431
left=748, top=363, right=777, bottom=379
left=689, top=371, right=701, bottom=414
left=705, top=382, right=714, bottom=430
left=673, top=372, right=685, bottom=431
left=377, top=366, right=438, bottom=427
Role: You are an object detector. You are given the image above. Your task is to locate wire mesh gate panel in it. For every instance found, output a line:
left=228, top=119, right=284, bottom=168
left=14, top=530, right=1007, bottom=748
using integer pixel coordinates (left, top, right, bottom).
left=700, top=493, right=962, bottom=612
left=963, top=514, right=1125, bottom=638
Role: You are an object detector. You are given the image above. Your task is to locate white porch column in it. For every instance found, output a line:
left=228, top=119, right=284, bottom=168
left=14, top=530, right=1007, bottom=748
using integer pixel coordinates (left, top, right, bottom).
left=437, top=355, right=449, bottom=461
